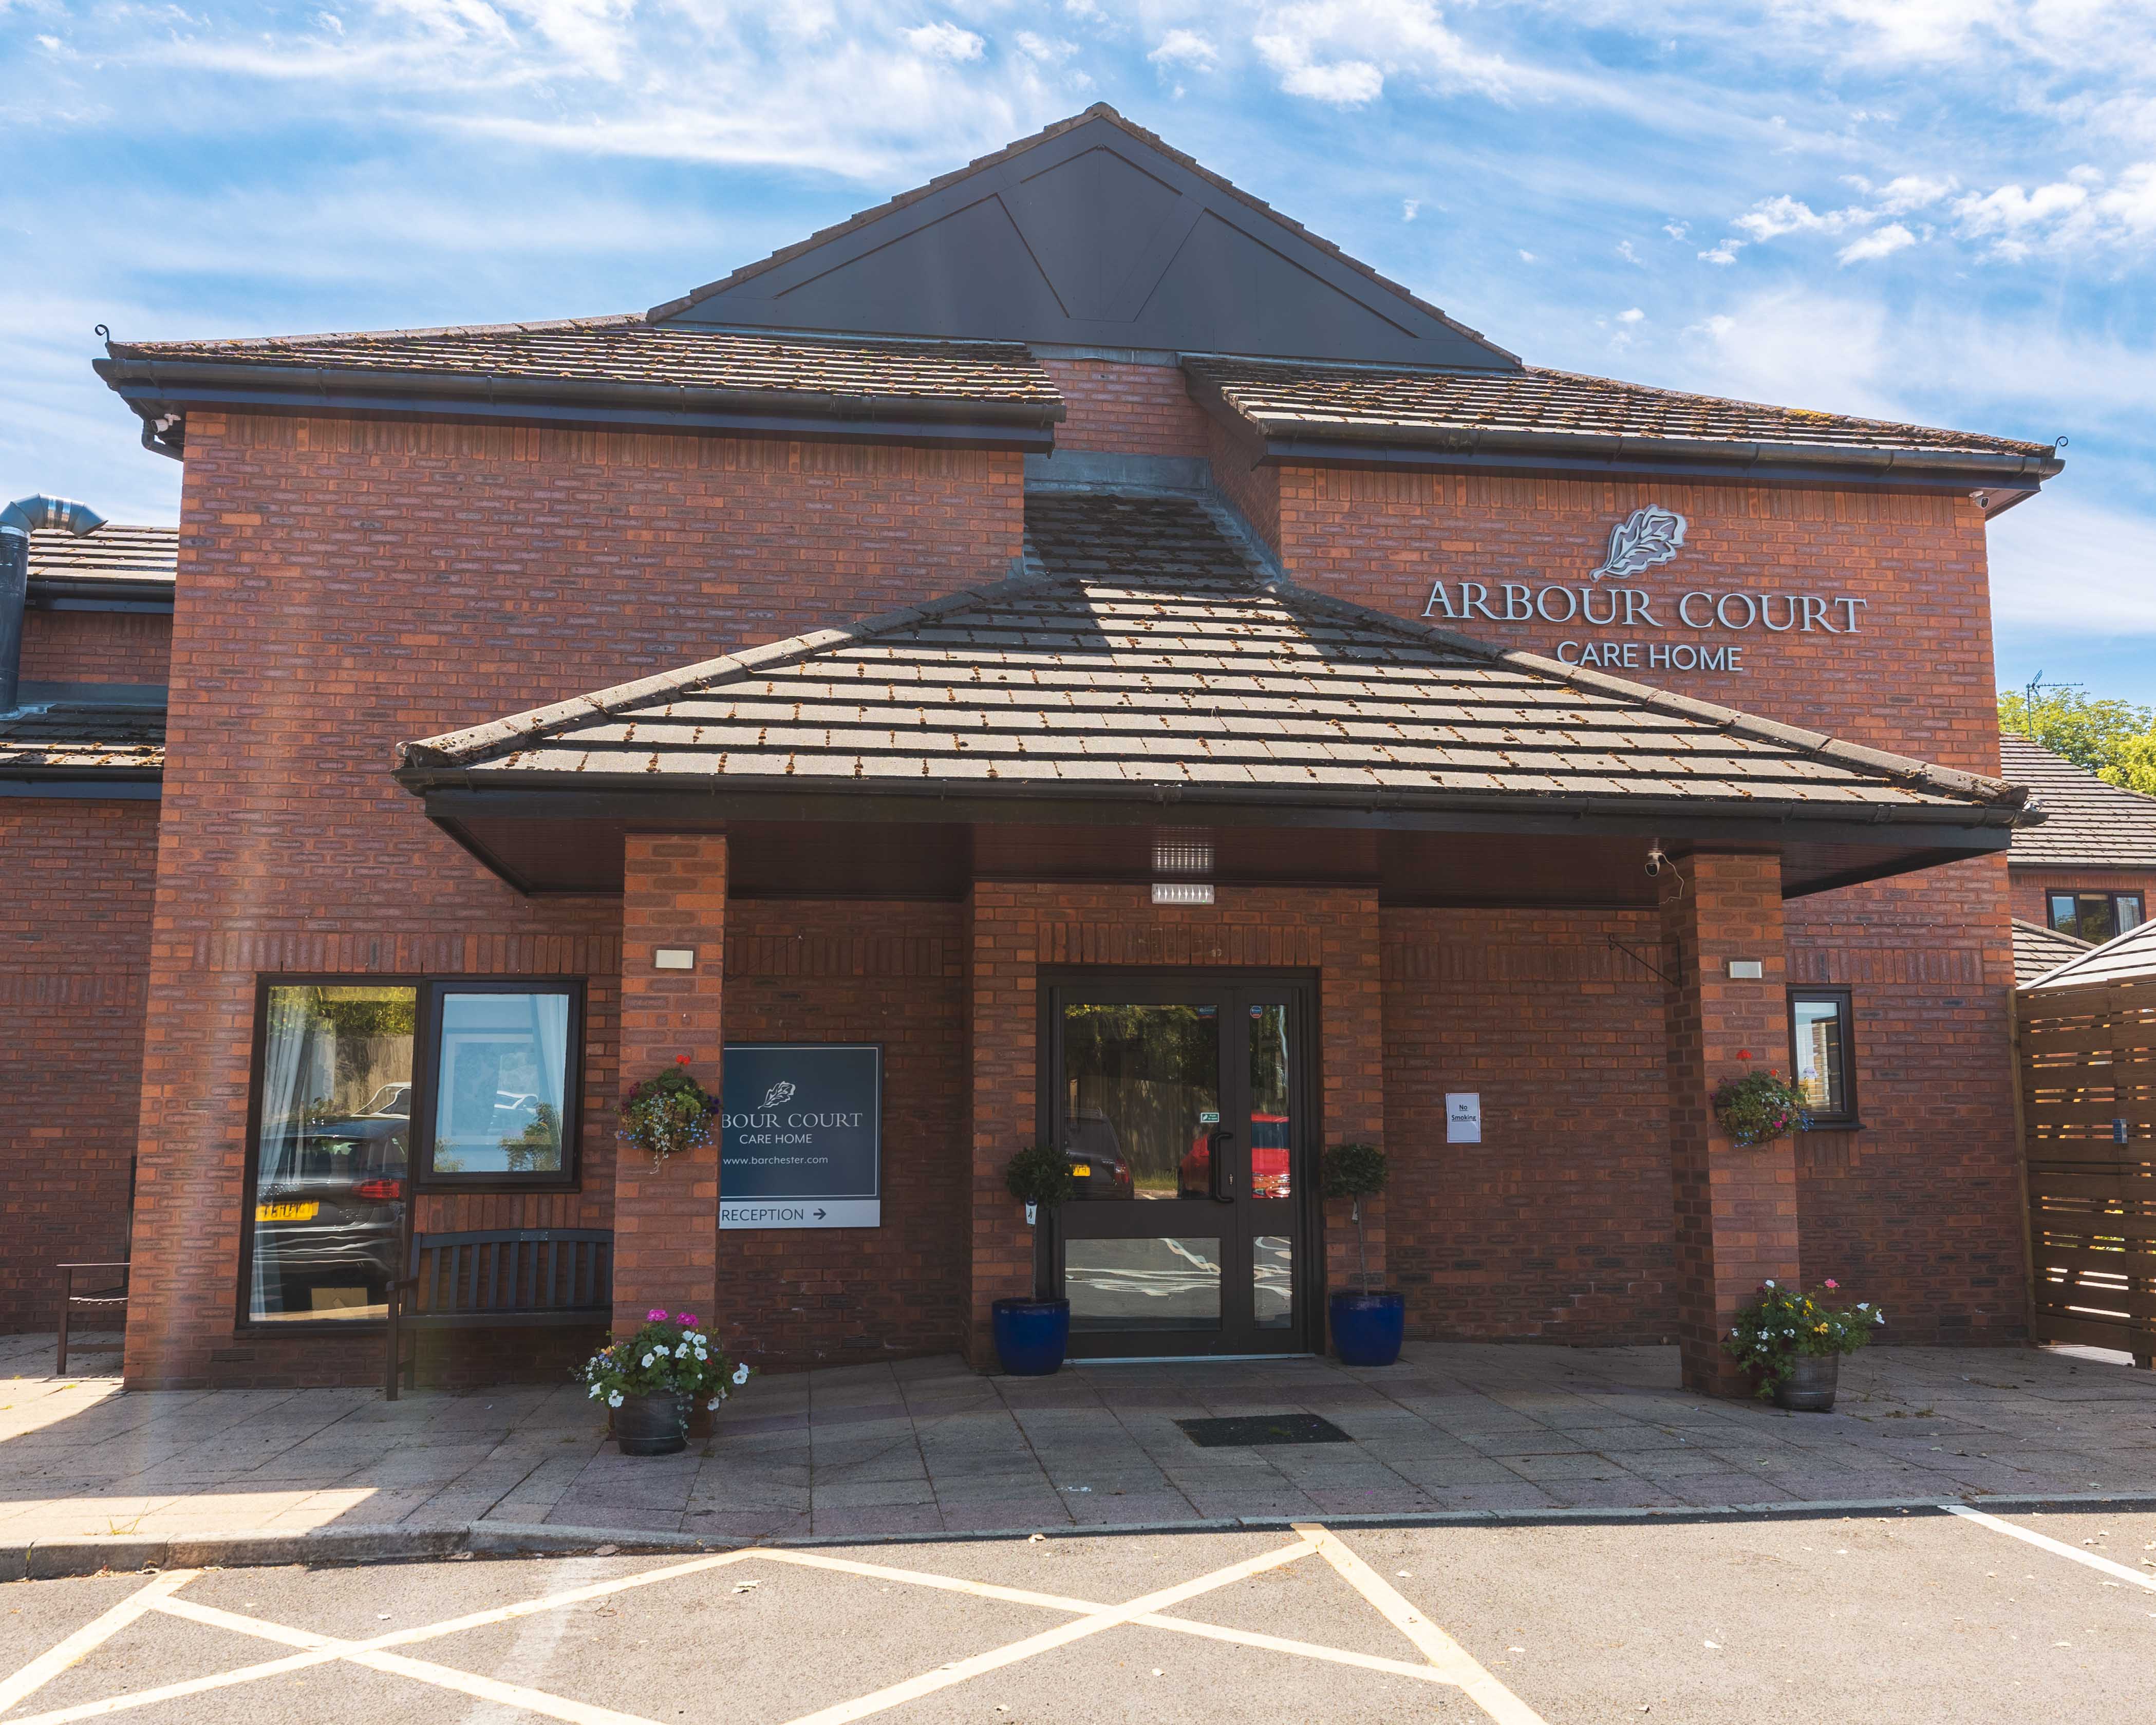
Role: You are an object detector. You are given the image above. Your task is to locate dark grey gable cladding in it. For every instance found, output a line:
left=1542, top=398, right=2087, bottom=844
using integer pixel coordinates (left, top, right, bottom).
left=653, top=106, right=1519, bottom=370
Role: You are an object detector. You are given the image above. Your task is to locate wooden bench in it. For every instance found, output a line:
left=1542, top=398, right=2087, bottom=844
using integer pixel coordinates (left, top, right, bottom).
left=56, top=1262, right=129, bottom=1375
left=384, top=1228, right=612, bottom=1399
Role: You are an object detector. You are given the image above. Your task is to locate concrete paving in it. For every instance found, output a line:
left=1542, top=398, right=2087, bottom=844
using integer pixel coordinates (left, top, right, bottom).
left=5, top=1333, right=2155, bottom=1549
left=5, top=1508, right=2155, bottom=1722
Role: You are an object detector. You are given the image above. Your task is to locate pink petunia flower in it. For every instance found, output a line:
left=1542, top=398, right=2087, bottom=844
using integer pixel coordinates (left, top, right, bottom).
left=647, top=1308, right=667, bottom=1322
left=1824, top=1279, right=1838, bottom=1289
left=677, top=1312, right=698, bottom=1326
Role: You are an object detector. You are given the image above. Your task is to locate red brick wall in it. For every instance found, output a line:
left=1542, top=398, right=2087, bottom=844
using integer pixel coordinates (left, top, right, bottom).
left=718, top=902, right=969, bottom=1367
left=19, top=610, right=172, bottom=686
left=0, top=798, right=159, bottom=1331
left=2010, top=867, right=2156, bottom=931
left=1787, top=856, right=2027, bottom=1343
left=965, top=883, right=1383, bottom=1368
left=616, top=834, right=726, bottom=1330
left=1381, top=907, right=1673, bottom=1342
left=1266, top=466, right=1997, bottom=773
left=122, top=412, right=1022, bottom=1387
left=1041, top=359, right=1212, bottom=457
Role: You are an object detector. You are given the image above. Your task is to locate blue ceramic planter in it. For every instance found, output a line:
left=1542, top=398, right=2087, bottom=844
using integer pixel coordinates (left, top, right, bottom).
left=992, top=1297, right=1070, bottom=1376
left=1329, top=1290, right=1405, bottom=1367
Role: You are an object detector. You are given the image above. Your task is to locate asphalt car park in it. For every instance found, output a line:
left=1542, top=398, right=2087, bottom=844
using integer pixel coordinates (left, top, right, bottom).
left=5, top=1505, right=2154, bottom=1724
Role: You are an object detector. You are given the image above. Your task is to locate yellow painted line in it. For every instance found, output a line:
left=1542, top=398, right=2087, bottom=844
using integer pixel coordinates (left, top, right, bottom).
left=0, top=1570, right=200, bottom=1717
left=775, top=1536, right=1321, bottom=1725
left=1295, top=1523, right=1550, bottom=1725
left=1945, top=1504, right=2156, bottom=1591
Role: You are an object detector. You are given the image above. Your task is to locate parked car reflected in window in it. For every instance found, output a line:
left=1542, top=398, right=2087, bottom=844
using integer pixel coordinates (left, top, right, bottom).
left=246, top=985, right=415, bottom=1323
left=424, top=991, right=572, bottom=1177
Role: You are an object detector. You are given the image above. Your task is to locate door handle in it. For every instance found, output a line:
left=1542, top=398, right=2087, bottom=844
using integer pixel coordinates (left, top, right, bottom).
left=1207, top=1129, right=1234, bottom=1203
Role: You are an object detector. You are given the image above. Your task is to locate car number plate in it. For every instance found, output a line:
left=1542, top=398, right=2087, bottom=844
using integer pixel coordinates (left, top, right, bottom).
left=254, top=1202, right=320, bottom=1222
left=1068, top=1163, right=1092, bottom=1178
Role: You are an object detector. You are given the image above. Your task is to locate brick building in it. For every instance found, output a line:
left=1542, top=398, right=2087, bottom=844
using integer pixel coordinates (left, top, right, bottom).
left=4, top=107, right=2076, bottom=1394
left=2000, top=735, right=2156, bottom=983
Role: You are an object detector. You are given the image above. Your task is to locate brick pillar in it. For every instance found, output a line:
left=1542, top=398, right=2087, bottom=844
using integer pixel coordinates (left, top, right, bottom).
left=615, top=833, right=726, bottom=1333
left=965, top=883, right=1036, bottom=1369
left=1664, top=849, right=1799, bottom=1395
left=1321, top=888, right=1386, bottom=1318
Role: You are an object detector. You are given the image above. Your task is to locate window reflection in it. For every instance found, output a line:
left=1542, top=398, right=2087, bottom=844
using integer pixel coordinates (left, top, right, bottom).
left=1253, top=1234, right=1293, bottom=1328
left=1066, top=1238, right=1223, bottom=1331
left=1061, top=1004, right=1219, bottom=1201
left=1247, top=1003, right=1292, bottom=1199
left=1791, top=995, right=1847, bottom=1118
left=247, top=985, right=414, bottom=1323
left=428, top=991, right=571, bottom=1176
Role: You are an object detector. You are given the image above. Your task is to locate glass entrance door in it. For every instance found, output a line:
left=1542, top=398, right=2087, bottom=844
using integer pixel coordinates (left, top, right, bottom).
left=1045, top=978, right=1313, bottom=1358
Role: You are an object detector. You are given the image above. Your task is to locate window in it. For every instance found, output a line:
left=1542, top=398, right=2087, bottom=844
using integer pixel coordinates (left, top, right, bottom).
left=241, top=978, right=581, bottom=1326
left=2048, top=891, right=2145, bottom=945
left=1788, top=988, right=1858, bottom=1127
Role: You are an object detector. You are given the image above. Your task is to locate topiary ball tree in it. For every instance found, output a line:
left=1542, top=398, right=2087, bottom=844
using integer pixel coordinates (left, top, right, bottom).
left=1004, top=1142, right=1077, bottom=1299
left=1322, top=1141, right=1389, bottom=1292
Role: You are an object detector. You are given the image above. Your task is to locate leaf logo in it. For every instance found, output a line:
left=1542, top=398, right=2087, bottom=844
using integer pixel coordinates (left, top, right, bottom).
left=1589, top=505, right=1688, bottom=580
left=762, top=1080, right=796, bottom=1109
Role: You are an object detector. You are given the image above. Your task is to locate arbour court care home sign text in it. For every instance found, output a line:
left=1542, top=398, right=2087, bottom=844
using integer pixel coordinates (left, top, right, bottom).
left=720, top=1043, right=882, bottom=1229
left=1421, top=504, right=1869, bottom=676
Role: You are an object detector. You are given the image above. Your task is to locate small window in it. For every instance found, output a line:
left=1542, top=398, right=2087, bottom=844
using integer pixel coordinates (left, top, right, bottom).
left=417, top=984, right=580, bottom=1184
left=1788, top=988, right=1858, bottom=1127
left=2049, top=891, right=2145, bottom=944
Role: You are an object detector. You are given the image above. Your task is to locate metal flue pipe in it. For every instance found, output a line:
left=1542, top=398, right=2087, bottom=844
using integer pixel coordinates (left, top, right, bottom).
left=1, top=495, right=105, bottom=711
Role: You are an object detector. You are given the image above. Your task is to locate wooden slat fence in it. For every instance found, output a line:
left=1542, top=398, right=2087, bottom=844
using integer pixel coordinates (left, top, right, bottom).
left=2016, top=975, right=2156, bottom=1364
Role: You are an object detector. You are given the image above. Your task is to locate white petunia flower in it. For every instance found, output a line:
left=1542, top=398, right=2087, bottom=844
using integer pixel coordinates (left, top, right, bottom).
left=608, top=1391, right=624, bottom=1408
left=695, top=1348, right=708, bottom=1361
left=732, top=1362, right=750, bottom=1385
left=641, top=1353, right=654, bottom=1367
left=588, top=1383, right=603, bottom=1399
left=706, top=1396, right=722, bottom=1410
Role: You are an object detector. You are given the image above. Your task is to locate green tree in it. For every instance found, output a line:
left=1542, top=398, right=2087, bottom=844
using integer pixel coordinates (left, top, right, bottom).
left=1999, top=686, right=2156, bottom=795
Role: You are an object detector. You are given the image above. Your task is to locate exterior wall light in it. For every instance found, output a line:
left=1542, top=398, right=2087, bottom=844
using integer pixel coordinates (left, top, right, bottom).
left=1152, top=882, right=1215, bottom=906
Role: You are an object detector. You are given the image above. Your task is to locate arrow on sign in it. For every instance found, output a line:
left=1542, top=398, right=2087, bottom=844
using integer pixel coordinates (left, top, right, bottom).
left=814, top=1208, right=827, bottom=1220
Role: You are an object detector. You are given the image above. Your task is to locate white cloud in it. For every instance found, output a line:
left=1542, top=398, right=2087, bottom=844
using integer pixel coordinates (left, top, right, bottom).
left=1990, top=492, right=2156, bottom=632
left=1148, top=28, right=1215, bottom=69
left=1402, top=197, right=1419, bottom=220
left=1617, top=306, right=1644, bottom=322
left=1253, top=0, right=1514, bottom=107
left=1015, top=32, right=1077, bottom=63
left=905, top=21, right=983, bottom=62
left=1838, top=221, right=1915, bottom=262
left=1699, top=238, right=1741, bottom=265
left=1518, top=248, right=1538, bottom=262
left=1617, top=239, right=1642, bottom=264
left=1663, top=219, right=1689, bottom=240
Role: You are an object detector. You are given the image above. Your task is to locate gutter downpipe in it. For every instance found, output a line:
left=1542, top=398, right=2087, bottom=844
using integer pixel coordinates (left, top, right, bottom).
left=1, top=496, right=106, bottom=712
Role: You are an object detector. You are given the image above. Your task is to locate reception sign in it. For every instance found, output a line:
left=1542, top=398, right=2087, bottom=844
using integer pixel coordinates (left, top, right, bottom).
left=719, top=1043, right=882, bottom=1229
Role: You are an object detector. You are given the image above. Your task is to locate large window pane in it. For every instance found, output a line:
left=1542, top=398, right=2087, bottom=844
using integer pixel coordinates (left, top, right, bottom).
left=1060, top=1003, right=1219, bottom=1201
left=248, top=985, right=415, bottom=1323
left=2119, top=895, right=2144, bottom=933
left=1065, top=1238, right=1222, bottom=1332
left=428, top=990, right=572, bottom=1176
left=1790, top=995, right=1848, bottom=1119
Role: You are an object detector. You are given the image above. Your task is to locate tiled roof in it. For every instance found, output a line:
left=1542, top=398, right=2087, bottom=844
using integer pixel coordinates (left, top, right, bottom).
left=649, top=105, right=1511, bottom=362
left=101, top=317, right=1060, bottom=409
left=402, top=492, right=2024, bottom=826
left=2013, top=918, right=2093, bottom=987
left=27, top=524, right=177, bottom=586
left=1186, top=356, right=2056, bottom=462
left=0, top=703, right=164, bottom=777
left=2001, top=736, right=2156, bottom=867
left=2022, top=914, right=2156, bottom=991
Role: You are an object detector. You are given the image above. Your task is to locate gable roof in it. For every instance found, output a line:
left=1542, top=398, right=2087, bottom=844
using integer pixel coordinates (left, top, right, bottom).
left=650, top=105, right=1517, bottom=370
left=2001, top=735, right=2156, bottom=868
left=27, top=524, right=177, bottom=586
left=2013, top=917, right=2094, bottom=986
left=2021, top=912, right=2156, bottom=991
left=400, top=491, right=2026, bottom=841
left=94, top=322, right=1062, bottom=459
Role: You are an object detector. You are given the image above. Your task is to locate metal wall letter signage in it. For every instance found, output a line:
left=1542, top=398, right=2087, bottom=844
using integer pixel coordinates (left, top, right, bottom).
left=1420, top=501, right=1869, bottom=677
left=1590, top=505, right=1687, bottom=580
left=720, top=1043, right=881, bottom=1229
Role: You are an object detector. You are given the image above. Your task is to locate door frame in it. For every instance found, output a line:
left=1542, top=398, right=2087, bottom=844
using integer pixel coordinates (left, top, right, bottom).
left=1035, top=967, right=1324, bottom=1358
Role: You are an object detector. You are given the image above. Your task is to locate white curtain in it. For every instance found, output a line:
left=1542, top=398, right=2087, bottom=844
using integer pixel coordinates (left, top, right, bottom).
left=248, top=988, right=315, bottom=1318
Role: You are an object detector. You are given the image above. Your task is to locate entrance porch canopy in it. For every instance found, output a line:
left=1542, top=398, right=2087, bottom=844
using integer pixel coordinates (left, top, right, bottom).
left=393, top=493, right=2031, bottom=899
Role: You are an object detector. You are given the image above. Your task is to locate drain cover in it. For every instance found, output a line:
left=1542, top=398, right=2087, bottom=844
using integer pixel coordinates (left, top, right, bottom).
left=1176, top=1413, right=1351, bottom=1448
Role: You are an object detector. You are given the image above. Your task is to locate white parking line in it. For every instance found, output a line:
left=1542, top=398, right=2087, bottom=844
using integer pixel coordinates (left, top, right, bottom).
left=774, top=1535, right=1323, bottom=1725
left=1296, top=1524, right=1550, bottom=1725
left=0, top=1570, right=199, bottom=1716
left=1944, top=1504, right=2156, bottom=1592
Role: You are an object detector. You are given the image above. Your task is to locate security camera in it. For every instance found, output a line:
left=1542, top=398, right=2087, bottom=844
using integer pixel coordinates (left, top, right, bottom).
left=1645, top=840, right=1670, bottom=878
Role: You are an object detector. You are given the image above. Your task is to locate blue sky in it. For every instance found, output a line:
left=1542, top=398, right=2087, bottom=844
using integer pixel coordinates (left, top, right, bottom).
left=5, top=1, right=2153, bottom=704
